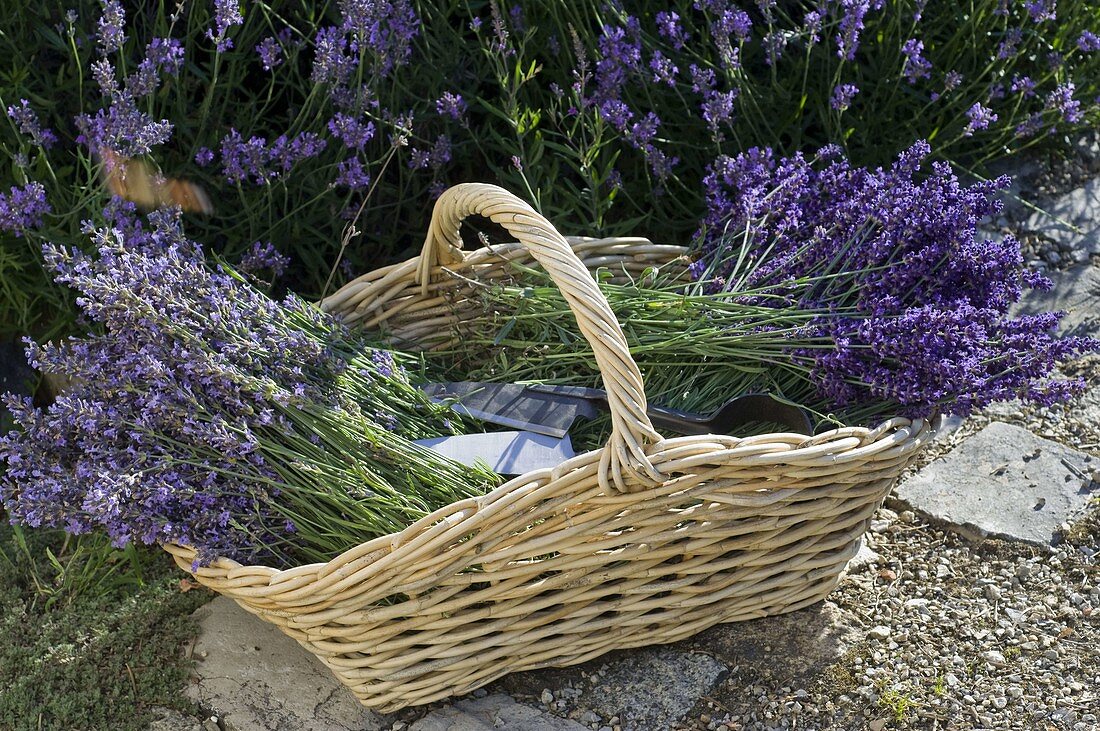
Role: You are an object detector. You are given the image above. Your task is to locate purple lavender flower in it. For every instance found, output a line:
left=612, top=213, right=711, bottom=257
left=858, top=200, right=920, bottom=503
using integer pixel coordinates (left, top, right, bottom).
left=270, top=132, right=326, bottom=172
left=696, top=0, right=751, bottom=70
left=96, top=0, right=126, bottom=54
left=830, top=84, right=859, bottom=111
left=690, top=64, right=717, bottom=96
left=901, top=39, right=932, bottom=83
left=407, top=147, right=431, bottom=170
left=256, top=36, right=283, bottom=70
left=0, top=182, right=50, bottom=236
left=147, top=38, right=185, bottom=75
left=997, top=28, right=1023, bottom=59
left=239, top=241, right=290, bottom=277
left=327, top=113, right=375, bottom=148
left=207, top=0, right=243, bottom=53
left=0, top=209, right=467, bottom=566
left=508, top=4, right=526, bottom=33
left=1046, top=83, right=1082, bottom=124
left=1078, top=31, right=1100, bottom=52
left=430, top=134, right=452, bottom=168
left=91, top=58, right=120, bottom=99
left=836, top=0, right=874, bottom=62
left=220, top=130, right=326, bottom=184
left=964, top=102, right=998, bottom=136
left=127, top=52, right=173, bottom=98
left=312, top=26, right=353, bottom=87
left=195, top=147, right=215, bottom=166
left=76, top=96, right=174, bottom=157
left=1024, top=0, right=1056, bottom=22
left=1015, top=112, right=1044, bottom=138
left=338, top=0, right=420, bottom=75
left=7, top=100, right=58, bottom=148
left=655, top=11, right=689, bottom=50
left=693, top=143, right=1098, bottom=419
left=435, top=92, right=467, bottom=121
left=334, top=157, right=371, bottom=189
left=1010, top=74, right=1036, bottom=97
left=762, top=31, right=787, bottom=67
left=594, top=22, right=642, bottom=118
left=650, top=51, right=678, bottom=86
left=702, top=89, right=739, bottom=133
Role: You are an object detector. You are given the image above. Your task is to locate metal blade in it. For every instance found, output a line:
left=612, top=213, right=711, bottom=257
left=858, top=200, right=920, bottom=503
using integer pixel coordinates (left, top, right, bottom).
left=420, top=382, right=601, bottom=438
left=414, top=431, right=577, bottom=475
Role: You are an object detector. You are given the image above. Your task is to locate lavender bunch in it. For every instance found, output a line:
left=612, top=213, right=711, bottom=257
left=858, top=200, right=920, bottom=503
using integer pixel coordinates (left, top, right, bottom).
left=1, top=208, right=497, bottom=567
left=691, top=140, right=1096, bottom=417
left=430, top=143, right=1096, bottom=427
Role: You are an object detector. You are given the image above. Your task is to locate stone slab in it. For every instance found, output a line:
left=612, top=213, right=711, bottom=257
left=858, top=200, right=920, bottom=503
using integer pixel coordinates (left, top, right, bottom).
left=148, top=707, right=205, bottom=731
left=1011, top=263, right=1100, bottom=339
left=410, top=695, right=587, bottom=731
left=188, top=597, right=385, bottom=731
left=576, top=647, right=727, bottom=730
left=894, top=422, right=1099, bottom=545
left=1024, top=178, right=1100, bottom=255
left=690, top=601, right=859, bottom=687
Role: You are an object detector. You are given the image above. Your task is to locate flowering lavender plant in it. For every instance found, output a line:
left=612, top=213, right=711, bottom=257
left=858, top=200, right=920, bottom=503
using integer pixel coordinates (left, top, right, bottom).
left=3, top=0, right=1098, bottom=345
left=1, top=209, right=497, bottom=566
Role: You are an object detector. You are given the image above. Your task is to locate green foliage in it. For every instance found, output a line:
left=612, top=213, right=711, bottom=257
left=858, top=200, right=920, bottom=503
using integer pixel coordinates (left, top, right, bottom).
left=878, top=684, right=918, bottom=723
left=0, top=522, right=209, bottom=730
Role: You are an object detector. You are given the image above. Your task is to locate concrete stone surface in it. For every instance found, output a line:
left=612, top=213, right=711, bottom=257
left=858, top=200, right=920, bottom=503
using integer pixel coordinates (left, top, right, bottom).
left=894, top=422, right=1099, bottom=545
left=410, top=695, right=587, bottom=731
left=575, top=647, right=727, bottom=730
left=188, top=597, right=385, bottom=731
left=845, top=538, right=881, bottom=573
left=148, top=706, right=205, bottom=731
left=1023, top=178, right=1100, bottom=255
left=1011, top=263, right=1100, bottom=339
left=691, top=601, right=859, bottom=688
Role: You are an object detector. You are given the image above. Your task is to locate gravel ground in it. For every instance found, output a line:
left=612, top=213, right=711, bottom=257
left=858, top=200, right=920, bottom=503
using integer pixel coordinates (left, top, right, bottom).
left=684, top=353, right=1100, bottom=730
left=683, top=509, right=1098, bottom=731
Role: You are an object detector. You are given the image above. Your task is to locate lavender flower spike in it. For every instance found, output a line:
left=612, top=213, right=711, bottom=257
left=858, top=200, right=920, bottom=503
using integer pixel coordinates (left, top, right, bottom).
left=207, top=0, right=243, bottom=53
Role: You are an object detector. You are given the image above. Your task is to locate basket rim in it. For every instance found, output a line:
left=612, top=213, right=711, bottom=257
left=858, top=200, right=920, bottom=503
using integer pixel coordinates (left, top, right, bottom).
left=164, top=413, right=938, bottom=581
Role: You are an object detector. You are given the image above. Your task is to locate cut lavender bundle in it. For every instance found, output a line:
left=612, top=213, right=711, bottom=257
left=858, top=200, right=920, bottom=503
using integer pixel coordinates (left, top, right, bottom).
left=0, top=208, right=497, bottom=567
left=431, top=143, right=1097, bottom=428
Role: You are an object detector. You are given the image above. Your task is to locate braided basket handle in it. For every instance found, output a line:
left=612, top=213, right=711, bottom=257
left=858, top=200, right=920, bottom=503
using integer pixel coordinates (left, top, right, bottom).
left=418, top=183, right=664, bottom=494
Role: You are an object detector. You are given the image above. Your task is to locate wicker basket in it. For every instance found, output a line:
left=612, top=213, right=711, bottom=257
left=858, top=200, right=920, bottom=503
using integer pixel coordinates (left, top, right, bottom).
left=165, top=184, right=937, bottom=712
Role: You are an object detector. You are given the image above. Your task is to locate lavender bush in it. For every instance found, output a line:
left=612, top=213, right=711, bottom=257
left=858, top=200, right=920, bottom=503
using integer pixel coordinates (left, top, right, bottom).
left=0, top=207, right=497, bottom=567
left=1, top=0, right=1098, bottom=340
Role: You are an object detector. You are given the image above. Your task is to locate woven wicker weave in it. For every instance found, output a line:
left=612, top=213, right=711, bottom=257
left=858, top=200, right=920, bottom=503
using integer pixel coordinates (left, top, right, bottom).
left=167, top=184, right=937, bottom=712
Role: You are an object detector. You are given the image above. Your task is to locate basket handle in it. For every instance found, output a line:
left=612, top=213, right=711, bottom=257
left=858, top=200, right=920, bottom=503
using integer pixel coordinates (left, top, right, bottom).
left=418, top=183, right=663, bottom=493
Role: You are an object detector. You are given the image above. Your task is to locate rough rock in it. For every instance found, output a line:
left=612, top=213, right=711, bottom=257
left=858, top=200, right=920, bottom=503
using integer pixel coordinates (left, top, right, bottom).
left=410, top=695, right=587, bottom=731
left=844, top=538, right=880, bottom=573
left=187, top=597, right=385, bottom=731
left=1023, top=178, right=1100, bottom=256
left=692, top=601, right=858, bottom=687
left=1011, top=263, right=1100, bottom=339
left=148, top=707, right=205, bottom=731
left=575, top=647, right=727, bottom=729
left=894, top=422, right=1098, bottom=545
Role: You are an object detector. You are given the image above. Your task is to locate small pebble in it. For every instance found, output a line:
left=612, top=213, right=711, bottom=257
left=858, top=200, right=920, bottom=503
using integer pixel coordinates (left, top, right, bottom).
left=867, top=626, right=891, bottom=641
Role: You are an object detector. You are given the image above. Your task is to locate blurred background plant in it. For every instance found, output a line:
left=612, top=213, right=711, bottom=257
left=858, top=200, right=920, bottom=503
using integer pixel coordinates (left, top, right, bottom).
left=0, top=0, right=1097, bottom=342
